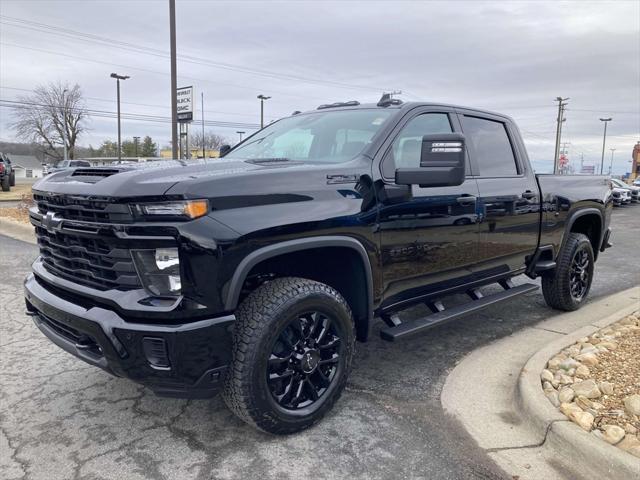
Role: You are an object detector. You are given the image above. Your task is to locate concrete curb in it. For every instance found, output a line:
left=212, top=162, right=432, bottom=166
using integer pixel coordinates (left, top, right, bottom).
left=0, top=217, right=36, bottom=245
left=517, top=302, right=640, bottom=479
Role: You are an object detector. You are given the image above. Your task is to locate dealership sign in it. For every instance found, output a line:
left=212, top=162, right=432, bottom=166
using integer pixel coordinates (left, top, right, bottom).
left=177, top=86, right=193, bottom=122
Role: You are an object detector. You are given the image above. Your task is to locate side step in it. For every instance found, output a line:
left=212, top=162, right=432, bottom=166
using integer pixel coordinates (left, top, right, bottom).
left=379, top=283, right=539, bottom=341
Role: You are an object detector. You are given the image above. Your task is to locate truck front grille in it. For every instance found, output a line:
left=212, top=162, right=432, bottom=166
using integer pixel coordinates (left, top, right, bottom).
left=34, top=192, right=133, bottom=223
left=35, top=226, right=140, bottom=291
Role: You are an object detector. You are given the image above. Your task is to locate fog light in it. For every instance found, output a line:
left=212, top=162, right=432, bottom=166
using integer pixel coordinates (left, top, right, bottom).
left=131, top=248, right=182, bottom=296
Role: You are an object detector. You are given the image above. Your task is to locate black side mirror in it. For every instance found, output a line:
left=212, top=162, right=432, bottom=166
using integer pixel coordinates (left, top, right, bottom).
left=395, top=133, right=466, bottom=188
left=219, top=145, right=231, bottom=157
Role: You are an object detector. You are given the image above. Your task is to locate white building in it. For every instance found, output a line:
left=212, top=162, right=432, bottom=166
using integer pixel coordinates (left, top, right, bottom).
left=10, top=155, right=45, bottom=179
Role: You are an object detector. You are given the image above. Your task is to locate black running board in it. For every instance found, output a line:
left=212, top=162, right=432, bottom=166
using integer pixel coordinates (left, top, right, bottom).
left=379, top=283, right=539, bottom=341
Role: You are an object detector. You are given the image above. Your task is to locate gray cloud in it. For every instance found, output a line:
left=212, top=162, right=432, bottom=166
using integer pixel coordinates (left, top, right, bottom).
left=0, top=0, right=638, bottom=173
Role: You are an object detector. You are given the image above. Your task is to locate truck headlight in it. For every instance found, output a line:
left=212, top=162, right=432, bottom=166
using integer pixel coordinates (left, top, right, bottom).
left=131, top=248, right=181, bottom=295
left=134, top=200, right=208, bottom=219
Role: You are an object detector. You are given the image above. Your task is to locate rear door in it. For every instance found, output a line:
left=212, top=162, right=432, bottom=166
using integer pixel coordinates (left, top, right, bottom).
left=457, top=111, right=540, bottom=275
left=377, top=108, right=481, bottom=304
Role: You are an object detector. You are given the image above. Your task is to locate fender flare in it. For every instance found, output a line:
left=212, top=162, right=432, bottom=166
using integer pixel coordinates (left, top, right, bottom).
left=223, top=235, right=375, bottom=326
left=561, top=207, right=604, bottom=254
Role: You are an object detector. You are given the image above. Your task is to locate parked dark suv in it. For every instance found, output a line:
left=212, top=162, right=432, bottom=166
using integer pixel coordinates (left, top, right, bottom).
left=25, top=99, right=612, bottom=433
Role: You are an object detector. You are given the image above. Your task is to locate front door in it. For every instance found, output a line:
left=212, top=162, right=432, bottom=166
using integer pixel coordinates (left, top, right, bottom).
left=377, top=110, right=481, bottom=307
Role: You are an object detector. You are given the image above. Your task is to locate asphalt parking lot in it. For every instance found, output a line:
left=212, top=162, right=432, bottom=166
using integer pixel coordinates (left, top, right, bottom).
left=1, top=206, right=638, bottom=480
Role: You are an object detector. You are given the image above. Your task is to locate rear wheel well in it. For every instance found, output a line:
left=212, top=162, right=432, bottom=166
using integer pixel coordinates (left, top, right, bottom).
left=239, top=247, right=371, bottom=341
left=568, top=213, right=601, bottom=259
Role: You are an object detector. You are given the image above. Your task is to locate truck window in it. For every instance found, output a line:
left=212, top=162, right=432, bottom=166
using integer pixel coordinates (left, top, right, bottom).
left=461, top=116, right=518, bottom=176
left=383, top=113, right=453, bottom=178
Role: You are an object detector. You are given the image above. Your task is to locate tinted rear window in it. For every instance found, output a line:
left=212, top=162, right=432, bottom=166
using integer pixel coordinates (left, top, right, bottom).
left=462, top=116, right=518, bottom=176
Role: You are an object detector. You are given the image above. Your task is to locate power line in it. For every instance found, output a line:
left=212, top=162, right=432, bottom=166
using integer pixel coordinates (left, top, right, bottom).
left=0, top=42, right=326, bottom=102
left=0, top=99, right=261, bottom=130
left=0, top=15, right=392, bottom=93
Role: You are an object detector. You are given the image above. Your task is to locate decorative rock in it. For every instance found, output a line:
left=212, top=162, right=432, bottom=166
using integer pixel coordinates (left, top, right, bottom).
left=575, top=353, right=598, bottom=366
left=598, top=381, right=614, bottom=396
left=624, top=423, right=638, bottom=435
left=542, top=381, right=555, bottom=392
left=555, top=372, right=573, bottom=385
left=571, top=380, right=601, bottom=399
left=560, top=402, right=582, bottom=417
left=601, top=425, right=625, bottom=445
left=617, top=434, right=640, bottom=457
left=623, top=394, right=640, bottom=415
left=575, top=365, right=590, bottom=379
left=547, top=356, right=565, bottom=370
left=578, top=336, right=590, bottom=343
left=545, top=390, right=560, bottom=407
left=558, top=387, right=575, bottom=403
left=559, top=358, right=579, bottom=371
left=568, top=410, right=594, bottom=431
left=541, top=369, right=554, bottom=383
left=598, top=340, right=617, bottom=350
left=574, top=396, right=594, bottom=410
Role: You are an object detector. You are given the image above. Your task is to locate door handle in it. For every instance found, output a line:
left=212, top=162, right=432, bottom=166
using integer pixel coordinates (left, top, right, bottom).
left=522, top=191, right=536, bottom=199
left=456, top=195, right=477, bottom=205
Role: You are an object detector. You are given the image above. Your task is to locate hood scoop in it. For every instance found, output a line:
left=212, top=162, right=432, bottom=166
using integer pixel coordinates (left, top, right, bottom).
left=70, top=168, right=122, bottom=182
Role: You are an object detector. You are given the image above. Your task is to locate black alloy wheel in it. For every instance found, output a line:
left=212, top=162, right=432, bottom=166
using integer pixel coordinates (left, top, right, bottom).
left=569, top=249, right=591, bottom=301
left=267, top=311, right=342, bottom=410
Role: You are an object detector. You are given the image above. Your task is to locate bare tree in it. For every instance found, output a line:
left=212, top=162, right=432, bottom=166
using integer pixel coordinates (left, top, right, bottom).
left=190, top=131, right=228, bottom=151
left=11, top=82, right=87, bottom=161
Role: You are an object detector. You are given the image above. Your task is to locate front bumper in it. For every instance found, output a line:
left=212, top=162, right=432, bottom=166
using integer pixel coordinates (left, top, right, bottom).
left=24, top=272, right=235, bottom=398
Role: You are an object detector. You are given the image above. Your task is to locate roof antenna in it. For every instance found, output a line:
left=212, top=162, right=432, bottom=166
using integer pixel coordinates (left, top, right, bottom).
left=377, top=91, right=403, bottom=107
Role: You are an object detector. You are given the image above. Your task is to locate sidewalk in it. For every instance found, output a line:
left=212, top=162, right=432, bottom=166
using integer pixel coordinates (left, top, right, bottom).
left=0, top=217, right=36, bottom=244
left=442, top=286, right=640, bottom=480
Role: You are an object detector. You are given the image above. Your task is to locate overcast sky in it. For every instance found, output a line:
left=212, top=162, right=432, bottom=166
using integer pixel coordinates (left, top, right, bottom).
left=1, top=0, right=639, bottom=173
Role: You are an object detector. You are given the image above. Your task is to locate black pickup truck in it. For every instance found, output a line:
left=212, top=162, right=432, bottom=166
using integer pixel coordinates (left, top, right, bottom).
left=24, top=99, right=613, bottom=434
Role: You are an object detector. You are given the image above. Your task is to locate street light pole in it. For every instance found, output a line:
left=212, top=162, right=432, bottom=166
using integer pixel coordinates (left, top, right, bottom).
left=169, top=0, right=179, bottom=160
left=236, top=131, right=245, bottom=143
left=257, top=94, right=271, bottom=129
left=599, top=118, right=612, bottom=175
left=609, top=148, right=616, bottom=175
left=133, top=136, right=140, bottom=157
left=110, top=73, right=130, bottom=162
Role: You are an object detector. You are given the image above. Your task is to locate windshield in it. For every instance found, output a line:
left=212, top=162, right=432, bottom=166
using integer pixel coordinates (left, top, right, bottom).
left=226, top=109, right=393, bottom=163
left=611, top=179, right=627, bottom=188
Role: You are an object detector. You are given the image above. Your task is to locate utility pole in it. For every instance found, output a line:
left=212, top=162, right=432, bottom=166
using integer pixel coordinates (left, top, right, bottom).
left=236, top=131, right=245, bottom=143
left=580, top=152, right=584, bottom=171
left=110, top=73, right=130, bottom=162
left=169, top=0, right=178, bottom=159
left=553, top=97, right=569, bottom=174
left=257, top=94, right=271, bottom=129
left=609, top=148, right=616, bottom=175
left=133, top=136, right=140, bottom=157
left=599, top=118, right=612, bottom=174
left=201, top=91, right=206, bottom=159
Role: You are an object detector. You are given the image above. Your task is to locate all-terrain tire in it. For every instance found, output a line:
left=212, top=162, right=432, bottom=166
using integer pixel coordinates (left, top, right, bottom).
left=1, top=177, right=10, bottom=192
left=542, top=232, right=594, bottom=311
left=9, top=172, right=15, bottom=187
left=222, top=276, right=355, bottom=434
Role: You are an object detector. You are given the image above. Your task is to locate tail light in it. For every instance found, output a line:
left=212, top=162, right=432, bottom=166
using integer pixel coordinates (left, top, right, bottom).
left=0, top=164, right=4, bottom=174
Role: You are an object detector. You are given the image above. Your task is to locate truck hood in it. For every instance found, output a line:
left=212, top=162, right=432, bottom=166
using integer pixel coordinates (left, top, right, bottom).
left=32, top=158, right=364, bottom=200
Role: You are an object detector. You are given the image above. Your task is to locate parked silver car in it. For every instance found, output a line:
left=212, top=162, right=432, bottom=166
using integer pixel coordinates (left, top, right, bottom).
left=611, top=178, right=639, bottom=203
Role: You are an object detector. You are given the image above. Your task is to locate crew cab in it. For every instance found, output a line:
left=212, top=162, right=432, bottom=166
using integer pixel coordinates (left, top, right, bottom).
left=24, top=99, right=613, bottom=434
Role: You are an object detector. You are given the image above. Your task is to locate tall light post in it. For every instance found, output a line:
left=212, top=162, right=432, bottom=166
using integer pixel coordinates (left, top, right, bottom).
left=608, top=148, right=616, bottom=175
left=599, top=117, right=612, bottom=174
left=110, top=73, right=130, bottom=161
left=62, top=88, right=69, bottom=161
left=169, top=0, right=178, bottom=159
left=133, top=136, right=140, bottom=157
left=257, top=94, right=271, bottom=129
left=236, top=131, right=245, bottom=143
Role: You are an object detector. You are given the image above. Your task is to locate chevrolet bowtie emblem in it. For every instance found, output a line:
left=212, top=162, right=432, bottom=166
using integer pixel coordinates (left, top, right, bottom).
left=41, top=211, right=64, bottom=232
